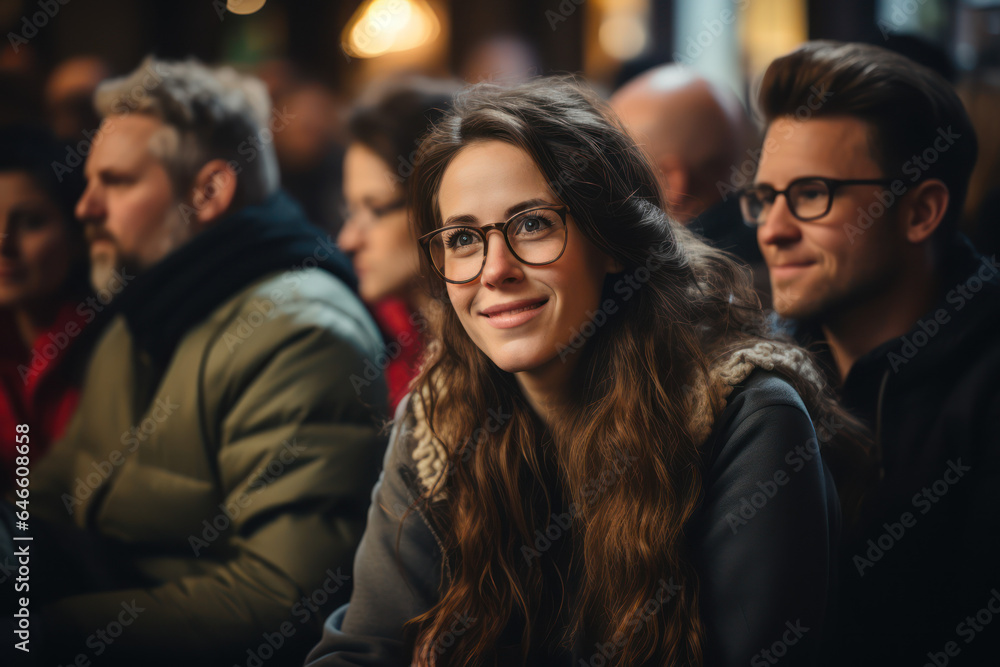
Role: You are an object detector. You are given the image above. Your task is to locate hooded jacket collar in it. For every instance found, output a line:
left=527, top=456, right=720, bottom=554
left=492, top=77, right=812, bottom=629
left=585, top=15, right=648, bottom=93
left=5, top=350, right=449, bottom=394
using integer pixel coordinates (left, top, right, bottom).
left=786, top=235, right=1000, bottom=426
left=111, top=190, right=355, bottom=368
left=859, top=237, right=1000, bottom=378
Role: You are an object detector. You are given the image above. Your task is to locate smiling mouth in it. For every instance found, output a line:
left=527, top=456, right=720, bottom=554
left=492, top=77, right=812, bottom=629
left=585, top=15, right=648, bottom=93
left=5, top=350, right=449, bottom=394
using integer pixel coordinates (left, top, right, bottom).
left=483, top=300, right=548, bottom=318
left=479, top=298, right=550, bottom=329
left=770, top=261, right=816, bottom=273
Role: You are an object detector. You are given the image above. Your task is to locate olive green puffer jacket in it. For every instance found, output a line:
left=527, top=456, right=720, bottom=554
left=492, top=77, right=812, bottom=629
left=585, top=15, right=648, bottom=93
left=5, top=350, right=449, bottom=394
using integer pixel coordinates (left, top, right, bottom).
left=28, top=265, right=388, bottom=664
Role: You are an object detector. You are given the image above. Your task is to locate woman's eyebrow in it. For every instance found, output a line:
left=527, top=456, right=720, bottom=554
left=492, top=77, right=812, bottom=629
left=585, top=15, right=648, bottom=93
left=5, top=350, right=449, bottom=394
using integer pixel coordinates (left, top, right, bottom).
left=504, top=198, right=554, bottom=218
left=441, top=212, right=477, bottom=226
left=441, top=198, right=556, bottom=227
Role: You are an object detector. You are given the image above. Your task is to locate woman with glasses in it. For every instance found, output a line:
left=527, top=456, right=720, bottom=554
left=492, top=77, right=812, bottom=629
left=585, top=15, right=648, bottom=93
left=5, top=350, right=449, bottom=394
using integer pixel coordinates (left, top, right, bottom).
left=307, top=78, right=874, bottom=667
left=338, top=77, right=459, bottom=411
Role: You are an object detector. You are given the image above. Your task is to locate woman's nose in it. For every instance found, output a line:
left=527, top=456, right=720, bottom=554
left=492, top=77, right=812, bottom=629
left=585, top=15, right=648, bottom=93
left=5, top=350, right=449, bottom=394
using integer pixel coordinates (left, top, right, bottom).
left=337, top=218, right=365, bottom=254
left=478, top=230, right=524, bottom=287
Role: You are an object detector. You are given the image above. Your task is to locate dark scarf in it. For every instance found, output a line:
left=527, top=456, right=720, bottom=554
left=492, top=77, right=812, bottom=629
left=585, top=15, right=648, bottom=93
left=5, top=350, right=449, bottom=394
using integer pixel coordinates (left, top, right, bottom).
left=111, top=190, right=355, bottom=368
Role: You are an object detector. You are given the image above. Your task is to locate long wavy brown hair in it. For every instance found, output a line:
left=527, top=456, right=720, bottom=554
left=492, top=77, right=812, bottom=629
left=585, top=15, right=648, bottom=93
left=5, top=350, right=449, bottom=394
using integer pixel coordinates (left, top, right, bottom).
left=401, top=77, right=874, bottom=666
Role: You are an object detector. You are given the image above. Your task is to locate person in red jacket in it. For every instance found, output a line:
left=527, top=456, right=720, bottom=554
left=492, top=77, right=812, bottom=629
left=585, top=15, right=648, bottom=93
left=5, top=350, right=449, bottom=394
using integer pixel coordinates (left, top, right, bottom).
left=0, top=126, right=96, bottom=492
left=338, top=77, right=458, bottom=412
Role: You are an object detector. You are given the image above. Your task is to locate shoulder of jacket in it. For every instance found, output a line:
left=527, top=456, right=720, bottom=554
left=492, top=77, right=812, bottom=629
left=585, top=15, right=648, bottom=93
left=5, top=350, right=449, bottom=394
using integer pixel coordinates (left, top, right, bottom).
left=729, top=368, right=808, bottom=413
left=685, top=340, right=821, bottom=445
left=236, top=268, right=363, bottom=317
left=401, top=340, right=824, bottom=502
left=208, top=268, right=381, bottom=354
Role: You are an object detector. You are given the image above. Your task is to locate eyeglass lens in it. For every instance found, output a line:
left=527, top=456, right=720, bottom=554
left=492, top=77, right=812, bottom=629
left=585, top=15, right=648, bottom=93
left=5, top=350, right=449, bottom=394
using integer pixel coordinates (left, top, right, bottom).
left=740, top=179, right=831, bottom=223
left=426, top=208, right=567, bottom=282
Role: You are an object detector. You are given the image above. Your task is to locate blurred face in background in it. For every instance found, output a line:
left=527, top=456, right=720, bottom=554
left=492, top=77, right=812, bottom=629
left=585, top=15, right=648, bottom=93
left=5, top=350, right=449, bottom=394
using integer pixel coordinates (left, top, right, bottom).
left=272, top=83, right=339, bottom=173
left=0, top=171, right=76, bottom=308
left=339, top=142, right=420, bottom=304
left=76, top=114, right=191, bottom=293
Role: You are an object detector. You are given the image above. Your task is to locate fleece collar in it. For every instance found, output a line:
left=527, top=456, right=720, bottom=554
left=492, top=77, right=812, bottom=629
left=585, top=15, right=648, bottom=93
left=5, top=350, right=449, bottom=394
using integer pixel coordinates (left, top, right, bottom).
left=407, top=340, right=824, bottom=501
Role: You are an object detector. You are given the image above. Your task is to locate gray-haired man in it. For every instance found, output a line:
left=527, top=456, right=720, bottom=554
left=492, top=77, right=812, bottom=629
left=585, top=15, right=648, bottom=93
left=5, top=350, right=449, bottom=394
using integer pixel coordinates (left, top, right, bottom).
left=3, top=57, right=387, bottom=666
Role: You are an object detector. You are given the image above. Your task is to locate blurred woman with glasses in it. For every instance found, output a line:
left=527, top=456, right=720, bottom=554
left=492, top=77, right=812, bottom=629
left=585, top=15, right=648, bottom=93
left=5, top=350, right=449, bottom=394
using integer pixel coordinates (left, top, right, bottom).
left=308, top=77, right=875, bottom=667
left=338, top=76, right=459, bottom=411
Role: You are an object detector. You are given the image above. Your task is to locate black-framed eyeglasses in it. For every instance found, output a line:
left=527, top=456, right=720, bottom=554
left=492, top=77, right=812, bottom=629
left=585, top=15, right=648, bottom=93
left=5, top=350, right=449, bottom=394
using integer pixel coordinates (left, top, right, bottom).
left=418, top=205, right=570, bottom=284
left=739, top=177, right=897, bottom=226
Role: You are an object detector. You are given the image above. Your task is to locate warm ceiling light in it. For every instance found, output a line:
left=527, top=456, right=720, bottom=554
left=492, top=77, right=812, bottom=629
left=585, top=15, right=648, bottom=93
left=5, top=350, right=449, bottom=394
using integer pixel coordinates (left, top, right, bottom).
left=227, top=0, right=267, bottom=16
left=342, top=0, right=441, bottom=58
left=599, top=12, right=648, bottom=60
left=742, top=0, right=808, bottom=75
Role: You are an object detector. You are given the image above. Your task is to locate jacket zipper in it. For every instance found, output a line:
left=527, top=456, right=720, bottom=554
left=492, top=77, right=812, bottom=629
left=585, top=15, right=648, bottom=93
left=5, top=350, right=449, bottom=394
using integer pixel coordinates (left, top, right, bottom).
left=874, top=369, right=889, bottom=480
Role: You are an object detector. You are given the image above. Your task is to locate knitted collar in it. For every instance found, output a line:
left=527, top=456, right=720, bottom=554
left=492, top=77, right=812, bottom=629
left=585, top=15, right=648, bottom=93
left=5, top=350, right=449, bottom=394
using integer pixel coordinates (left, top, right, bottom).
left=406, top=340, right=825, bottom=501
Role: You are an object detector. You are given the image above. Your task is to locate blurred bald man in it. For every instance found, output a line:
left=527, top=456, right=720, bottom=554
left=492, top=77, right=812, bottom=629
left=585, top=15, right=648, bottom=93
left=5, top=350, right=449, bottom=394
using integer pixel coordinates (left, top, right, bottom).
left=612, top=65, right=769, bottom=302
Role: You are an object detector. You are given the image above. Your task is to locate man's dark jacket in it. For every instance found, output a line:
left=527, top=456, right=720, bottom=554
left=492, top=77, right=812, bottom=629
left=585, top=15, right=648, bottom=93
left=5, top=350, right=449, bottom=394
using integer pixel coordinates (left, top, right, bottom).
left=804, top=236, right=1000, bottom=665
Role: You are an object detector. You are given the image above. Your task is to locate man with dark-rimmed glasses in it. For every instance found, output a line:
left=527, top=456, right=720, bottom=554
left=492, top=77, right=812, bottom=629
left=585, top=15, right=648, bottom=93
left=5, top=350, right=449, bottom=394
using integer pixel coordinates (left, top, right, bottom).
left=749, top=41, right=999, bottom=666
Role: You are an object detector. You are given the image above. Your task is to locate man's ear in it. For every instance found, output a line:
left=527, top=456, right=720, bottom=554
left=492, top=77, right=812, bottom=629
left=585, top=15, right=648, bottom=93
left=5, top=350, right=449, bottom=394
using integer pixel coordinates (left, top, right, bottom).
left=190, top=159, right=238, bottom=225
left=901, top=178, right=949, bottom=244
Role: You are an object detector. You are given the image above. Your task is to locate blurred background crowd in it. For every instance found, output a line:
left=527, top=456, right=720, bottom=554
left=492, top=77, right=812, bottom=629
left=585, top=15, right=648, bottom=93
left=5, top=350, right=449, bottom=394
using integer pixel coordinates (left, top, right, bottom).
left=2, top=0, right=998, bottom=460
left=1, top=0, right=998, bottom=245
left=0, top=0, right=998, bottom=665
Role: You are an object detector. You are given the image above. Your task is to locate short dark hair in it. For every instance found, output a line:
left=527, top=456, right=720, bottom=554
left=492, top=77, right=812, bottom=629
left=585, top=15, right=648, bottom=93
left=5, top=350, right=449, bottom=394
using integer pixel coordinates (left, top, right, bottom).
left=346, top=76, right=459, bottom=186
left=0, top=124, right=84, bottom=223
left=755, top=40, right=978, bottom=242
